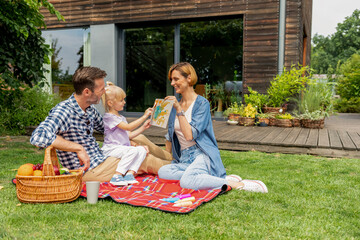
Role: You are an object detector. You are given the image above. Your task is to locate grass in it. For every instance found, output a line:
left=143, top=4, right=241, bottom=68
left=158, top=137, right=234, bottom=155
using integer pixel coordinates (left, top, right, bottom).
left=1, top=136, right=359, bottom=239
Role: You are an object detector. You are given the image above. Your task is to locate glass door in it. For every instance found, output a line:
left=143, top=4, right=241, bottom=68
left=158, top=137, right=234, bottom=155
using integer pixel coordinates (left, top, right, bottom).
left=125, top=26, right=174, bottom=112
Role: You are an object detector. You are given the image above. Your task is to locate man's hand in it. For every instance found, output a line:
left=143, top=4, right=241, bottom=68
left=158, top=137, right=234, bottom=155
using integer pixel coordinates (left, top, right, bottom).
left=77, top=147, right=90, bottom=171
left=52, top=136, right=91, bottom=171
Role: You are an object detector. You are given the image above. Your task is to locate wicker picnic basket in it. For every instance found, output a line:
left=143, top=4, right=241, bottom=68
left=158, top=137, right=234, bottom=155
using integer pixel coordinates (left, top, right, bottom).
left=16, top=146, right=83, bottom=204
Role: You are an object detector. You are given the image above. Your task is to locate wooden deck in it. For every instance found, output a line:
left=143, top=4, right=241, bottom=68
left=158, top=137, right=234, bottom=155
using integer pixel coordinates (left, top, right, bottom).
left=141, top=121, right=360, bottom=159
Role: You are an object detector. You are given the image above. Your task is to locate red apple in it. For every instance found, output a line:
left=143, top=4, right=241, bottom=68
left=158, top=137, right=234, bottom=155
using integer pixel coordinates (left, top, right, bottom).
left=53, top=166, right=60, bottom=175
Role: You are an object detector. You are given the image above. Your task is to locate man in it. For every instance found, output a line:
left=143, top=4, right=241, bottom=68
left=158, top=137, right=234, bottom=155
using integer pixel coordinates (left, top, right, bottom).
left=31, top=66, right=170, bottom=181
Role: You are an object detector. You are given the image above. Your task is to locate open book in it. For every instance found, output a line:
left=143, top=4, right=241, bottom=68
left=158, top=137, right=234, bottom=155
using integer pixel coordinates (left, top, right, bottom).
left=150, top=99, right=174, bottom=128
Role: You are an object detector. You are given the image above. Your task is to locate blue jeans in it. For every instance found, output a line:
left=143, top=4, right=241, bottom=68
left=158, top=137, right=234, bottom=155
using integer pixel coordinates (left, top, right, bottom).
left=158, top=145, right=227, bottom=190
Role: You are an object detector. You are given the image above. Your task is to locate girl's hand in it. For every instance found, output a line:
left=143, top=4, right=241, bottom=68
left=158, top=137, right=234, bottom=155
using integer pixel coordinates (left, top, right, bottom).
left=142, top=119, right=151, bottom=130
left=141, top=145, right=150, bottom=155
left=130, top=140, right=137, bottom=147
left=144, top=108, right=153, bottom=117
left=165, top=96, right=181, bottom=112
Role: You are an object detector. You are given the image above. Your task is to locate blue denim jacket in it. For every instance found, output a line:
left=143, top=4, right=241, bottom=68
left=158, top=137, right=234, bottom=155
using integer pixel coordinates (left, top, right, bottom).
left=167, top=95, right=226, bottom=178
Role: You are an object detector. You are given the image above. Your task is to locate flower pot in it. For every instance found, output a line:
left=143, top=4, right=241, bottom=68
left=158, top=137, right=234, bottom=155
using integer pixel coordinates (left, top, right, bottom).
left=292, top=118, right=300, bottom=127
left=262, top=106, right=287, bottom=114
left=300, top=118, right=325, bottom=129
left=268, top=118, right=276, bottom=126
left=228, top=113, right=240, bottom=122
left=238, top=117, right=255, bottom=126
left=275, top=119, right=293, bottom=128
left=214, top=111, right=223, bottom=118
left=258, top=118, right=269, bottom=125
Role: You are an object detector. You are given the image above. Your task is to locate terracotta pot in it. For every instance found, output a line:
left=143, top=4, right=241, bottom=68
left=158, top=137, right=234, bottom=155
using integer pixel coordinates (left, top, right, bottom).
left=238, top=117, right=255, bottom=126
left=300, top=118, right=325, bottom=129
left=275, top=119, right=293, bottom=128
left=228, top=113, right=240, bottom=122
left=258, top=118, right=269, bottom=125
left=262, top=106, right=287, bottom=114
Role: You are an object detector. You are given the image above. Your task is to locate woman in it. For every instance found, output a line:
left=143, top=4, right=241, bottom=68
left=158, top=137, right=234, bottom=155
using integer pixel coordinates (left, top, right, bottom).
left=158, top=62, right=268, bottom=192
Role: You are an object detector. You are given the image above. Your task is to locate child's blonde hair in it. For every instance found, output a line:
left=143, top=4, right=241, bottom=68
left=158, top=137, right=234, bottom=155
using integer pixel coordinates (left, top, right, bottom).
left=101, top=82, right=126, bottom=112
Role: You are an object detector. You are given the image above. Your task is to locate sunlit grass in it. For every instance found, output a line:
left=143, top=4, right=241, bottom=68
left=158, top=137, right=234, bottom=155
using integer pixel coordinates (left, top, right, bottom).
left=1, top=136, right=359, bottom=239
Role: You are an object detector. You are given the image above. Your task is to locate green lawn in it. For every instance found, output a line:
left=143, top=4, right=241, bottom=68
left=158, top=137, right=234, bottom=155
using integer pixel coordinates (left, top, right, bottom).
left=0, top=136, right=359, bottom=239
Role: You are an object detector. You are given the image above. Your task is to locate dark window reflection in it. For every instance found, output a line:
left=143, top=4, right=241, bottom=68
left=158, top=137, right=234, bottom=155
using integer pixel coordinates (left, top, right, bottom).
left=125, top=26, right=174, bottom=112
left=180, top=18, right=243, bottom=85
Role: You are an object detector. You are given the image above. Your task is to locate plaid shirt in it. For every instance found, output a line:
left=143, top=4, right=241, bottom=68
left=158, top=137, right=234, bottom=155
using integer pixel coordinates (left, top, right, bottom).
left=30, top=94, right=106, bottom=170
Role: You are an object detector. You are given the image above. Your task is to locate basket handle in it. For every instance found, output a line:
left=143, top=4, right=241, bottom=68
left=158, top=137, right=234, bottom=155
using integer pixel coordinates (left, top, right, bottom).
left=43, top=146, right=60, bottom=176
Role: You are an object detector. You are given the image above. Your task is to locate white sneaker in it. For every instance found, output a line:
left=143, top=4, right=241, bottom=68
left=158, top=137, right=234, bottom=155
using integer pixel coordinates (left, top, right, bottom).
left=226, top=174, right=242, bottom=182
left=109, top=174, right=128, bottom=186
left=237, top=180, right=268, bottom=193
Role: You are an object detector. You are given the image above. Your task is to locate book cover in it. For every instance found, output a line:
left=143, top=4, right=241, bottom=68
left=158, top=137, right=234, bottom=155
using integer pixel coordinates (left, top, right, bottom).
left=150, top=99, right=174, bottom=128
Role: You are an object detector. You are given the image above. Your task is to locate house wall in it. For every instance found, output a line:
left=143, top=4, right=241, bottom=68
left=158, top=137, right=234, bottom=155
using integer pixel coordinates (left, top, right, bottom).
left=41, top=0, right=312, bottom=95
left=284, top=0, right=312, bottom=69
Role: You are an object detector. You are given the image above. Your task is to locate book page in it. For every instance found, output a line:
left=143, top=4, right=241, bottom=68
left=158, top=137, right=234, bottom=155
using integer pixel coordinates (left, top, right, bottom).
left=150, top=99, right=174, bottom=128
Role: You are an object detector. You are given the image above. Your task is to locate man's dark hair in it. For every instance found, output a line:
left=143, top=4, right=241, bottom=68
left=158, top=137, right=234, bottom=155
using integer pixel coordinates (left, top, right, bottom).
left=72, top=67, right=107, bottom=94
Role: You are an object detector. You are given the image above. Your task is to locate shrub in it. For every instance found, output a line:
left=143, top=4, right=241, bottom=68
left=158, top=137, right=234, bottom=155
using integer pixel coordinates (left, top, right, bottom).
left=334, top=97, right=360, bottom=113
left=244, top=87, right=269, bottom=113
left=223, top=102, right=243, bottom=116
left=242, top=104, right=257, bottom=118
left=293, top=80, right=334, bottom=115
left=336, top=53, right=360, bottom=99
left=0, top=85, right=61, bottom=135
left=267, top=65, right=312, bottom=107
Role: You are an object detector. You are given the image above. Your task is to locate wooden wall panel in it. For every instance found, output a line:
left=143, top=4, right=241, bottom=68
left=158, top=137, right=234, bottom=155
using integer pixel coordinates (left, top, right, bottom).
left=284, top=0, right=300, bottom=69
left=42, top=0, right=248, bottom=28
left=41, top=0, right=312, bottom=95
left=243, top=0, right=279, bottom=94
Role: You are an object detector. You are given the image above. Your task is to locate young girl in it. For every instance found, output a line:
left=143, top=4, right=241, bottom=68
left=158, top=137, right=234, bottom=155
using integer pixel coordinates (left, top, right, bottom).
left=101, top=82, right=154, bottom=186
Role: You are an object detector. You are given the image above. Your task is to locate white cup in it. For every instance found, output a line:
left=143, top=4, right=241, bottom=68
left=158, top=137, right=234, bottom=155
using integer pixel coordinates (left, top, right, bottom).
left=86, top=181, right=100, bottom=204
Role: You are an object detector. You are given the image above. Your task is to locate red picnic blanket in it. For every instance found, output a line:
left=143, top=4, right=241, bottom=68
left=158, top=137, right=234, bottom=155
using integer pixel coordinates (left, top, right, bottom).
left=80, top=174, right=230, bottom=214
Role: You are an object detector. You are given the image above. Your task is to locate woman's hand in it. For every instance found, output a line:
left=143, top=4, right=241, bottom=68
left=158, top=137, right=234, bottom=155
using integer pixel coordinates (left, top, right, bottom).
left=165, top=96, right=181, bottom=112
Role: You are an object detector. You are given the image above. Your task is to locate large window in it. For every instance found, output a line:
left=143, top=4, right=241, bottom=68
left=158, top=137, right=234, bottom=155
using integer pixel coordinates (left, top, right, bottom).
left=123, top=18, right=243, bottom=112
left=42, top=28, right=89, bottom=99
left=181, top=19, right=243, bottom=85
left=125, top=26, right=174, bottom=112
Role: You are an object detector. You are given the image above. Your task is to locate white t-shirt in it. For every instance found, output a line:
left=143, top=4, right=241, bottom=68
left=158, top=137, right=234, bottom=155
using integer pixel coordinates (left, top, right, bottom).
left=174, top=100, right=196, bottom=150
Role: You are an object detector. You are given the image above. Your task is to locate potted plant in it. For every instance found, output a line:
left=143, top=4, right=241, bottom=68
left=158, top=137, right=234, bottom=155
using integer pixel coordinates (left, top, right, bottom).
left=267, top=112, right=277, bottom=126
left=294, top=80, right=334, bottom=129
left=291, top=112, right=301, bottom=127
left=299, top=110, right=326, bottom=129
left=275, top=113, right=293, bottom=127
left=224, top=102, right=242, bottom=122
left=265, top=64, right=311, bottom=113
left=213, top=83, right=226, bottom=118
left=256, top=113, right=270, bottom=126
left=244, top=87, right=269, bottom=113
left=238, top=104, right=256, bottom=126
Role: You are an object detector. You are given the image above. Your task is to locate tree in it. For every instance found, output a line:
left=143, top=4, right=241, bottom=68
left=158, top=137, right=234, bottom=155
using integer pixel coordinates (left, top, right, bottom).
left=311, top=9, right=360, bottom=74
left=0, top=0, right=64, bottom=89
left=51, top=38, right=63, bottom=83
